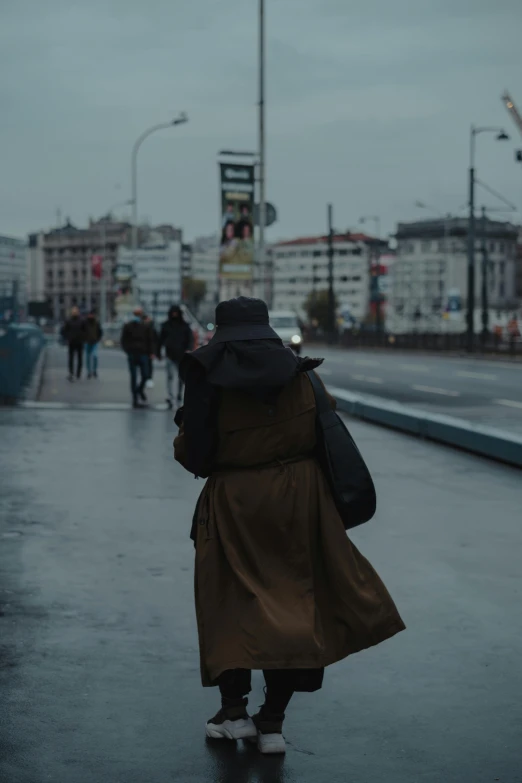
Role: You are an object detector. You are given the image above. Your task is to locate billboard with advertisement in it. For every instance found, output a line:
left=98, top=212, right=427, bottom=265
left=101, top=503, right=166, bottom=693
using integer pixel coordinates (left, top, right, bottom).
left=219, top=163, right=255, bottom=281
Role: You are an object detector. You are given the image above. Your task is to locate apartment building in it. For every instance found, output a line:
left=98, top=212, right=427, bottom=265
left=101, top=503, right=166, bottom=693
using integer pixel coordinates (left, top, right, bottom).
left=389, top=217, right=519, bottom=332
left=270, top=233, right=377, bottom=322
left=0, top=234, right=27, bottom=320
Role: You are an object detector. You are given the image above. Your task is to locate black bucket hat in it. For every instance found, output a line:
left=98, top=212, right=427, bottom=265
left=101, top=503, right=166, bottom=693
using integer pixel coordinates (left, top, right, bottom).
left=209, top=297, right=280, bottom=344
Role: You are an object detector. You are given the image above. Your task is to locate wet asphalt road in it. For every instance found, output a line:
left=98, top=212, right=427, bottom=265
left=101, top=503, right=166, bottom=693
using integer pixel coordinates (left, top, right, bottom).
left=1, top=407, right=522, bottom=782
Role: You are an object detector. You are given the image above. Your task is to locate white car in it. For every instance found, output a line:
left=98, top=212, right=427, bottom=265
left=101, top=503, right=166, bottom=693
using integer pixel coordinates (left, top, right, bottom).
left=268, top=310, right=303, bottom=354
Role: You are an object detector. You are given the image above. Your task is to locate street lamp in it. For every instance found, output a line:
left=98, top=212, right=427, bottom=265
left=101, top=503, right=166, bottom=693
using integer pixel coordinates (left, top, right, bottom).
left=130, top=112, right=188, bottom=297
left=466, top=125, right=509, bottom=352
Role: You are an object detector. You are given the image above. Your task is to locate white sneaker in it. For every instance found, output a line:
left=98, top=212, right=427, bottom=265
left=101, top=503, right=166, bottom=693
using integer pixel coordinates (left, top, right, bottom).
left=206, top=706, right=257, bottom=741
left=256, top=732, right=286, bottom=755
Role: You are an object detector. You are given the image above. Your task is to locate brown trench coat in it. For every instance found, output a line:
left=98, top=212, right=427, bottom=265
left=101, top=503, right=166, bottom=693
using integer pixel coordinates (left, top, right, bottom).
left=174, top=372, right=405, bottom=687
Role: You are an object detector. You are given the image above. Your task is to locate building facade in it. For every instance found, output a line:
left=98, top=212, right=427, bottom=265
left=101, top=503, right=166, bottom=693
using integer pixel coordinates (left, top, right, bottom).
left=34, top=218, right=131, bottom=323
left=270, top=234, right=378, bottom=322
left=389, top=217, right=519, bottom=332
left=117, top=239, right=181, bottom=325
left=0, top=234, right=28, bottom=321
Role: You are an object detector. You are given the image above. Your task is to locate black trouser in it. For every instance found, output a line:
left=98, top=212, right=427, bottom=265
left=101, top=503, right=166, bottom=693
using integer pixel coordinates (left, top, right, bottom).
left=127, top=354, right=149, bottom=403
left=68, top=343, right=83, bottom=378
left=218, top=669, right=295, bottom=717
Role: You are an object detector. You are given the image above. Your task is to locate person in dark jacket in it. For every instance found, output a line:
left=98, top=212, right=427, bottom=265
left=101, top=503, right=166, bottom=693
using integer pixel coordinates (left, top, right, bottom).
left=61, top=306, right=86, bottom=381
left=158, top=304, right=194, bottom=408
left=174, top=298, right=405, bottom=754
left=143, top=314, right=159, bottom=388
left=84, top=311, right=103, bottom=379
left=120, top=307, right=155, bottom=408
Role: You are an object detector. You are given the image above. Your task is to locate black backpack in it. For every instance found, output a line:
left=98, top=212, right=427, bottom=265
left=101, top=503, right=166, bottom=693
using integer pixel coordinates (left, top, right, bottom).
left=307, top=371, right=377, bottom=530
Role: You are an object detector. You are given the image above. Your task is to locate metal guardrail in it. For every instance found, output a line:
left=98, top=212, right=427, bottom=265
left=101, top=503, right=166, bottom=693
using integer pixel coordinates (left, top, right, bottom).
left=0, top=323, right=46, bottom=403
left=305, top=328, right=522, bottom=357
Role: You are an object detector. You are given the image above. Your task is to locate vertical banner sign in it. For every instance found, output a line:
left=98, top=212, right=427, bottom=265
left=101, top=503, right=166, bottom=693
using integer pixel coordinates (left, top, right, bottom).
left=219, top=163, right=255, bottom=280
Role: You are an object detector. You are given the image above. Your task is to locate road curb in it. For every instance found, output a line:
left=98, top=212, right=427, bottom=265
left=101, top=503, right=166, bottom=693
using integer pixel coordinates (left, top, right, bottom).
left=330, top=386, right=522, bottom=469
left=20, top=344, right=48, bottom=403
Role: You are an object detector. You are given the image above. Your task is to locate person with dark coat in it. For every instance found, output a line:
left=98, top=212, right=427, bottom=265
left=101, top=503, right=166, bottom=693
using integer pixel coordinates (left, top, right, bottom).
left=120, top=307, right=155, bottom=408
left=84, top=311, right=103, bottom=379
left=61, top=306, right=86, bottom=381
left=142, top=314, right=159, bottom=387
left=173, top=297, right=405, bottom=755
left=157, top=305, right=194, bottom=408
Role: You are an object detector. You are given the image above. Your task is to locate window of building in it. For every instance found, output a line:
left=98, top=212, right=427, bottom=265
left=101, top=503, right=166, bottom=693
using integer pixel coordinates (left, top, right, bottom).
left=421, top=241, right=431, bottom=252
left=312, top=250, right=321, bottom=257
left=340, top=275, right=348, bottom=282
left=499, top=281, right=505, bottom=298
left=499, top=242, right=505, bottom=254
left=337, top=249, right=348, bottom=256
left=489, top=241, right=496, bottom=253
left=499, top=261, right=505, bottom=276
left=58, top=269, right=64, bottom=278
left=352, top=276, right=361, bottom=281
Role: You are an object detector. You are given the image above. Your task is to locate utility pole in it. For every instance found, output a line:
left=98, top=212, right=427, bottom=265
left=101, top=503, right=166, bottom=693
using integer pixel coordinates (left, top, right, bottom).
left=327, top=203, right=336, bottom=344
left=467, top=128, right=476, bottom=353
left=100, top=219, right=107, bottom=325
left=258, top=0, right=267, bottom=303
left=480, top=206, right=489, bottom=346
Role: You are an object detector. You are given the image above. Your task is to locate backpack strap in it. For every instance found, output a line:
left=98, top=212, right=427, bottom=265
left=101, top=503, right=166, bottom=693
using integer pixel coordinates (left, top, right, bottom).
left=306, top=370, right=331, bottom=416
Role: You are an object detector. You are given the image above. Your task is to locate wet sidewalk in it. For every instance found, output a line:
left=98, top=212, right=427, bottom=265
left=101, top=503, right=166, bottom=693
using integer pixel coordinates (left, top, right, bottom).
left=1, top=407, right=521, bottom=782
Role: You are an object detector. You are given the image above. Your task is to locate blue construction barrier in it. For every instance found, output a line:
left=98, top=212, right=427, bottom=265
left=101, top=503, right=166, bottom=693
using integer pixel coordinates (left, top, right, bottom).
left=0, top=323, right=46, bottom=402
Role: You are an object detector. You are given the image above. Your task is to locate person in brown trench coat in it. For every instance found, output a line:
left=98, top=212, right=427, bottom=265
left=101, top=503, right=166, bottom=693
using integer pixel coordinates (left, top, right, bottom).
left=174, top=297, right=405, bottom=755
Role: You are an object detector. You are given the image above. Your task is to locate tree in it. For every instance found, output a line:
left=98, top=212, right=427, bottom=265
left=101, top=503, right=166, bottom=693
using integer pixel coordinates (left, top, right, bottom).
left=304, top=288, right=338, bottom=332
left=183, top=279, right=207, bottom=315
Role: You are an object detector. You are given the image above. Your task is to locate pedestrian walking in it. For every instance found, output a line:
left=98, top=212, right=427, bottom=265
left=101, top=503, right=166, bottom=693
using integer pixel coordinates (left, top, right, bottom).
left=120, top=307, right=155, bottom=408
left=174, top=297, right=405, bottom=755
left=143, top=314, right=159, bottom=389
left=84, top=310, right=103, bottom=379
left=158, top=305, right=194, bottom=408
left=61, top=306, right=86, bottom=381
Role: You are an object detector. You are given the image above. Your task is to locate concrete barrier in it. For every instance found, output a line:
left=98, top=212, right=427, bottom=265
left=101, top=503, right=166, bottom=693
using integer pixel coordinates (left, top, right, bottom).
left=0, top=324, right=46, bottom=404
left=330, top=386, right=522, bottom=469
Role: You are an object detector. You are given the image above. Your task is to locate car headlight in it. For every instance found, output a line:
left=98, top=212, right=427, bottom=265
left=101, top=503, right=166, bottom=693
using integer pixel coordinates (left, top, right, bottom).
left=291, top=334, right=302, bottom=344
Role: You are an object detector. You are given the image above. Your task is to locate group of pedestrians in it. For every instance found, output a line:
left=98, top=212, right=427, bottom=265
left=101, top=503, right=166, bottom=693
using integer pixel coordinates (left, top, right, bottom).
left=120, top=304, right=194, bottom=409
left=61, top=306, right=103, bottom=381
left=61, top=304, right=193, bottom=408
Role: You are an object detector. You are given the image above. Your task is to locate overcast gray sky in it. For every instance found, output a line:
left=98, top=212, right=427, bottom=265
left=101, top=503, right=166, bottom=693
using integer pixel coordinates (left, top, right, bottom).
left=1, top=0, right=521, bottom=242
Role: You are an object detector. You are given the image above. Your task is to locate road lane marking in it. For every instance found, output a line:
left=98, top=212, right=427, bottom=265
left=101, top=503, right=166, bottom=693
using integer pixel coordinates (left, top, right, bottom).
left=457, top=371, right=497, bottom=381
left=351, top=374, right=384, bottom=384
left=399, top=364, right=431, bottom=373
left=495, top=399, right=522, bottom=410
left=412, top=385, right=460, bottom=397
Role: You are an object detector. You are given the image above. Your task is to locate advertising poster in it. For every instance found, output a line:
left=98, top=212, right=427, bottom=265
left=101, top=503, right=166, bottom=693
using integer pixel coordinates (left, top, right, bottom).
left=219, top=163, right=255, bottom=281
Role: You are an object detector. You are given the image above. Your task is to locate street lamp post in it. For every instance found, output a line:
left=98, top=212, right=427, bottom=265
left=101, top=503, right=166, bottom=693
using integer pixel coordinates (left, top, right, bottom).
left=131, top=113, right=188, bottom=299
left=466, top=125, right=509, bottom=352
left=258, top=0, right=267, bottom=304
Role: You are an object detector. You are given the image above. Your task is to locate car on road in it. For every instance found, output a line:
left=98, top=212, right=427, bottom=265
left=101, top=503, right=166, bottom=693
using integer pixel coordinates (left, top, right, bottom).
left=268, top=310, right=303, bottom=354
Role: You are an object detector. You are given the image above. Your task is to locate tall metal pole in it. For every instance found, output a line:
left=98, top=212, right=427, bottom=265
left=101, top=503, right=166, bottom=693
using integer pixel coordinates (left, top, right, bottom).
left=480, top=206, right=489, bottom=345
left=100, top=220, right=107, bottom=325
left=466, top=126, right=476, bottom=352
left=258, top=0, right=267, bottom=303
left=327, top=203, right=335, bottom=344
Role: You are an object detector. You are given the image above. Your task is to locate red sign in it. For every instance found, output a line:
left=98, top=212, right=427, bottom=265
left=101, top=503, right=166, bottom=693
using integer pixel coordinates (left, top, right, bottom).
left=91, top=254, right=103, bottom=279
